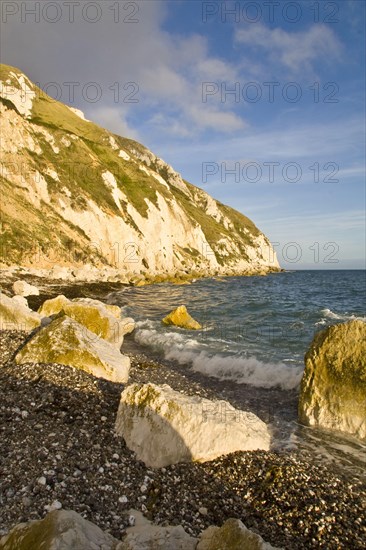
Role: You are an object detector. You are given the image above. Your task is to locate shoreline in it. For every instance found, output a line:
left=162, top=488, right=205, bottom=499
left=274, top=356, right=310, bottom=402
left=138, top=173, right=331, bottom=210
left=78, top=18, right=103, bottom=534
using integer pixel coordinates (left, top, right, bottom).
left=1, top=275, right=365, bottom=483
left=0, top=264, right=284, bottom=292
left=0, top=330, right=365, bottom=549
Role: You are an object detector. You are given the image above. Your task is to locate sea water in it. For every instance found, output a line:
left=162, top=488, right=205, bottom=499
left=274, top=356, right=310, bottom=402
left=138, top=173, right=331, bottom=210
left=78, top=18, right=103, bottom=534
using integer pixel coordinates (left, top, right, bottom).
left=106, top=270, right=366, bottom=479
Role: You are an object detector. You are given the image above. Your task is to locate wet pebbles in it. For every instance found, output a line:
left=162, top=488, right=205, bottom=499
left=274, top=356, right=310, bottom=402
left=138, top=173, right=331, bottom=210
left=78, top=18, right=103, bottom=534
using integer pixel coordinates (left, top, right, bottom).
left=0, top=330, right=365, bottom=548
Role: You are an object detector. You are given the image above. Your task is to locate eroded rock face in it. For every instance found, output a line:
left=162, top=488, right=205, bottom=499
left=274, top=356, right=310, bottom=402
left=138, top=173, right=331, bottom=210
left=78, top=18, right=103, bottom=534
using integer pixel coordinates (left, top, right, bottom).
left=12, top=280, right=40, bottom=297
left=15, top=315, right=130, bottom=383
left=162, top=305, right=202, bottom=330
left=115, top=383, right=271, bottom=468
left=197, top=518, right=280, bottom=550
left=1, top=64, right=282, bottom=277
left=298, top=320, right=366, bottom=440
left=38, top=295, right=135, bottom=348
left=0, top=292, right=43, bottom=332
left=117, top=509, right=197, bottom=550
left=0, top=509, right=119, bottom=550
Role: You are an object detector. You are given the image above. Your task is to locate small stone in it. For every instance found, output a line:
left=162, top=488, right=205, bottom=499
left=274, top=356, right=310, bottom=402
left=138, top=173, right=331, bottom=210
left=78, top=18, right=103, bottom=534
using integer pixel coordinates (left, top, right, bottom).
left=45, top=500, right=62, bottom=511
left=118, top=496, right=128, bottom=504
left=101, top=416, right=107, bottom=422
left=199, top=507, right=208, bottom=516
left=37, top=476, right=47, bottom=486
left=22, top=496, right=32, bottom=507
left=128, top=515, right=135, bottom=526
left=140, top=484, right=147, bottom=493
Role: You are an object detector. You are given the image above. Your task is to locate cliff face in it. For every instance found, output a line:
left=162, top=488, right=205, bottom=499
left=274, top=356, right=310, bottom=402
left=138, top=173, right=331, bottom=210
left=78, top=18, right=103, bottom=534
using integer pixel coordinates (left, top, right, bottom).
left=0, top=64, right=280, bottom=278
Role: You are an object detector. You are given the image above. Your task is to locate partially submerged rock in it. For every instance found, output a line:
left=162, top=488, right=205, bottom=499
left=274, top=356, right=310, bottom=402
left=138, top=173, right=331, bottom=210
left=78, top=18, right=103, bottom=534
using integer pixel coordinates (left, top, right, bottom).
left=15, top=315, right=130, bottom=383
left=162, top=305, right=201, bottom=330
left=197, top=518, right=280, bottom=550
left=12, top=280, right=40, bottom=297
left=0, top=509, right=119, bottom=550
left=298, top=320, right=366, bottom=440
left=115, top=383, right=270, bottom=468
left=118, top=509, right=197, bottom=549
left=38, top=295, right=135, bottom=348
left=0, top=292, right=43, bottom=332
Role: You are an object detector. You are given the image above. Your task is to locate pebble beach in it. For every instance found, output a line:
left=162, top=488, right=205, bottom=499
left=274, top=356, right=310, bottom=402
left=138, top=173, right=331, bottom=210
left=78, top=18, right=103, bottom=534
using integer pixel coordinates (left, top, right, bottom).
left=1, top=328, right=365, bottom=549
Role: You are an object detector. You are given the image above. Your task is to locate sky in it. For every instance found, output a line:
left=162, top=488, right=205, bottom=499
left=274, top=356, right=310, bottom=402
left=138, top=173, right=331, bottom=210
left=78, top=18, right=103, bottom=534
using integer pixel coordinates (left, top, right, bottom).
left=1, top=0, right=365, bottom=269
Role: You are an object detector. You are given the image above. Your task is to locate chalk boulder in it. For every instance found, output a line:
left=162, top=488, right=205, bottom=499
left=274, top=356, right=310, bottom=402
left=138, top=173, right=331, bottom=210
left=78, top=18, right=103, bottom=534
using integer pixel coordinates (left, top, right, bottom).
left=0, top=510, right=119, bottom=550
left=117, top=509, right=197, bottom=549
left=15, top=314, right=130, bottom=383
left=0, top=292, right=43, bottom=332
left=115, top=383, right=270, bottom=468
left=12, top=280, right=40, bottom=297
left=38, top=295, right=135, bottom=348
left=197, top=518, right=280, bottom=550
left=162, top=305, right=201, bottom=330
left=298, top=320, right=366, bottom=440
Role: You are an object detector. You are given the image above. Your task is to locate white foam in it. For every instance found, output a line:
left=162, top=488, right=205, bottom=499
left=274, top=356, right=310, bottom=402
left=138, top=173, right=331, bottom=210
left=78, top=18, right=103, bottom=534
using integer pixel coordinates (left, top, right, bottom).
left=317, top=308, right=366, bottom=325
left=134, top=326, right=303, bottom=391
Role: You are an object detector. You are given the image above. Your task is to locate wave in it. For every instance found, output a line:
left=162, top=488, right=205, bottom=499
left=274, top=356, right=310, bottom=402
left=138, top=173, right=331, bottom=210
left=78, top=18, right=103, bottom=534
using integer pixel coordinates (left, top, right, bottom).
left=134, top=325, right=303, bottom=391
left=316, top=308, right=366, bottom=325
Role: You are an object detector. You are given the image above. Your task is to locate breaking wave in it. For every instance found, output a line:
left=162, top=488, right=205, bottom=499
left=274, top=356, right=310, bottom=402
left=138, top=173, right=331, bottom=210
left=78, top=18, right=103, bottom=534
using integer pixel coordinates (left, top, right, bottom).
left=134, top=323, right=303, bottom=391
left=316, top=308, right=366, bottom=325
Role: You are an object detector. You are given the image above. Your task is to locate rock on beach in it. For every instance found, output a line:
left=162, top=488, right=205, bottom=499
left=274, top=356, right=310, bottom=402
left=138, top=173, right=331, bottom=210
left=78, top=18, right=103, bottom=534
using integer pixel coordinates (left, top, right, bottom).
left=0, top=509, right=119, bottom=550
left=12, top=280, right=40, bottom=297
left=115, top=382, right=271, bottom=468
left=298, top=320, right=366, bottom=440
left=197, top=517, right=281, bottom=549
left=38, top=295, right=135, bottom=348
left=15, top=314, right=131, bottom=383
left=0, top=292, right=43, bottom=332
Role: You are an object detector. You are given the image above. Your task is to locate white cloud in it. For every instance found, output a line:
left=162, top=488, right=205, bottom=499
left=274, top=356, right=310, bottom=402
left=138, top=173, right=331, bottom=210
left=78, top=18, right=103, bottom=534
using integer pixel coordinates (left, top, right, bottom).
left=2, top=2, right=245, bottom=138
left=187, top=104, right=245, bottom=132
left=235, top=23, right=342, bottom=74
left=90, top=106, right=140, bottom=140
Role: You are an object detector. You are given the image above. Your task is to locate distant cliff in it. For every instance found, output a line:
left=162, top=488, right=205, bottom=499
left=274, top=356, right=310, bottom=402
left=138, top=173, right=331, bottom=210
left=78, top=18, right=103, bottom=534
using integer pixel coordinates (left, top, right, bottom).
left=0, top=64, right=280, bottom=280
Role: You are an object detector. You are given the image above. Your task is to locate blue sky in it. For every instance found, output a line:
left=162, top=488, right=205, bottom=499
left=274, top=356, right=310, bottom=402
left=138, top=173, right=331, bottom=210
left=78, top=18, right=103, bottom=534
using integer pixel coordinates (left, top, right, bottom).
left=2, top=0, right=365, bottom=268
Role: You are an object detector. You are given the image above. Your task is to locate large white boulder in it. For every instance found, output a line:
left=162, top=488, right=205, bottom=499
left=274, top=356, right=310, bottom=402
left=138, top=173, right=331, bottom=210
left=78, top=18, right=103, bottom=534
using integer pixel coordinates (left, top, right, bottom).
left=0, top=509, right=119, bottom=549
left=38, top=295, right=135, bottom=348
left=197, top=518, right=280, bottom=550
left=299, top=320, right=366, bottom=440
left=0, top=292, right=43, bottom=332
left=12, top=279, right=40, bottom=296
left=15, top=314, right=130, bottom=383
left=115, top=383, right=270, bottom=468
left=117, top=509, right=197, bottom=549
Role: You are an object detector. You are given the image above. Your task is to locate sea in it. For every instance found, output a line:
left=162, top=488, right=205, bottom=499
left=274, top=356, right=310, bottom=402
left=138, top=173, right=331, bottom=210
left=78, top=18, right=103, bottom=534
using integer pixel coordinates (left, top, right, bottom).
left=105, top=269, right=366, bottom=481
